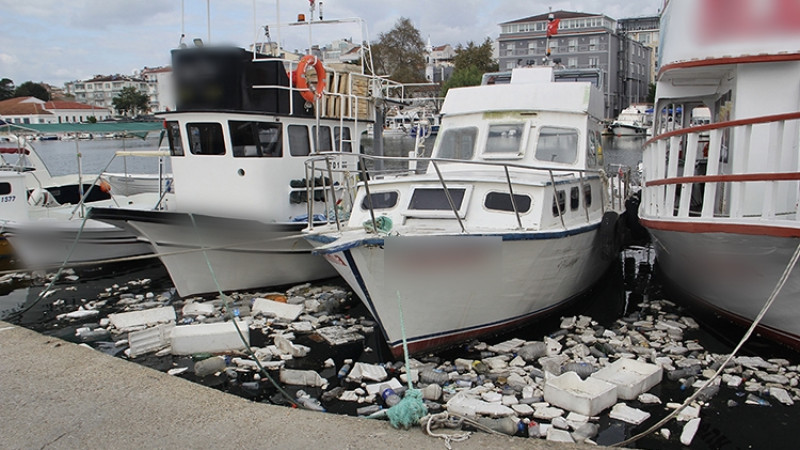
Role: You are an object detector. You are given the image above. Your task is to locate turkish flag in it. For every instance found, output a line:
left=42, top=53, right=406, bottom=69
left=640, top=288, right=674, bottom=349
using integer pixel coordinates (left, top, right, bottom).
left=547, top=18, right=560, bottom=37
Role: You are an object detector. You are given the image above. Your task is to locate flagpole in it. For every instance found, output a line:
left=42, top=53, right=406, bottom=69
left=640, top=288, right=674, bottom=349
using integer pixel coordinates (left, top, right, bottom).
left=545, top=12, right=554, bottom=65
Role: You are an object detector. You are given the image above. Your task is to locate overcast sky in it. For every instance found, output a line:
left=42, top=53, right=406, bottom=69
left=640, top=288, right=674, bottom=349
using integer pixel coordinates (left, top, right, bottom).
left=0, top=0, right=662, bottom=87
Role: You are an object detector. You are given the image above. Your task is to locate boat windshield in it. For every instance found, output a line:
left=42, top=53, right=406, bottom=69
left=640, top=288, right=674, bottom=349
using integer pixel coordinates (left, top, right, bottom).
left=534, top=127, right=578, bottom=164
left=436, top=126, right=478, bottom=160
left=485, top=124, right=524, bottom=154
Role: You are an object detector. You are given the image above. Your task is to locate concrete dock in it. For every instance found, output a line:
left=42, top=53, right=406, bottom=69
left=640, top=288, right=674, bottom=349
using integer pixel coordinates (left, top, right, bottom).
left=0, top=322, right=593, bottom=449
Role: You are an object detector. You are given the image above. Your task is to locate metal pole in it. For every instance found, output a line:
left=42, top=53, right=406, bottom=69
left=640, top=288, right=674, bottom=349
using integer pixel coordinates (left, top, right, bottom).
left=431, top=161, right=466, bottom=233
left=503, top=166, right=523, bottom=229
left=373, top=105, right=384, bottom=173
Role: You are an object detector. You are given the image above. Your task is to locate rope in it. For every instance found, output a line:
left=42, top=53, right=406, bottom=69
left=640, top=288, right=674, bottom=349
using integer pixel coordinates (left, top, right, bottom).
left=422, top=412, right=471, bottom=450
left=612, top=240, right=800, bottom=447
left=187, top=213, right=301, bottom=409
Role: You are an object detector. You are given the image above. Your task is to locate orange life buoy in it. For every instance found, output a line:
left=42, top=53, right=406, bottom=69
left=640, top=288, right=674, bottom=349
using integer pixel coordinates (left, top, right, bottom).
left=295, top=55, right=326, bottom=103
left=98, top=179, right=111, bottom=193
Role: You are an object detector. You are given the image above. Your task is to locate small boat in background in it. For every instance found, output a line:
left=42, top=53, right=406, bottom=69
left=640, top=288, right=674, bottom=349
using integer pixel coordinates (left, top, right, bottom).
left=607, top=105, right=650, bottom=137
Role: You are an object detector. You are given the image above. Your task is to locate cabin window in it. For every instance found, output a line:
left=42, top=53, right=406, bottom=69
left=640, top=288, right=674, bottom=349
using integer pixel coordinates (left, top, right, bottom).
left=288, top=125, right=311, bottom=156
left=312, top=126, right=333, bottom=152
left=0, top=182, right=11, bottom=195
left=535, top=127, right=578, bottom=164
left=552, top=190, right=566, bottom=216
left=584, top=184, right=592, bottom=208
left=570, top=186, right=580, bottom=210
left=484, top=192, right=531, bottom=213
left=587, top=130, right=600, bottom=167
left=361, top=191, right=399, bottom=210
left=229, top=121, right=282, bottom=157
left=334, top=126, right=352, bottom=152
left=485, top=124, right=524, bottom=154
left=409, top=188, right=466, bottom=210
left=186, top=123, right=224, bottom=155
left=166, top=121, right=184, bottom=156
left=436, top=127, right=478, bottom=160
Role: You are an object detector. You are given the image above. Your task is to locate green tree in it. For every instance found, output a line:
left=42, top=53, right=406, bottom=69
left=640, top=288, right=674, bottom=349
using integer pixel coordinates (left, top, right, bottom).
left=647, top=83, right=656, bottom=104
left=112, top=86, right=149, bottom=116
left=86, top=116, right=98, bottom=123
left=441, top=38, right=499, bottom=96
left=0, top=78, right=14, bottom=100
left=14, top=81, right=49, bottom=101
left=370, top=18, right=426, bottom=83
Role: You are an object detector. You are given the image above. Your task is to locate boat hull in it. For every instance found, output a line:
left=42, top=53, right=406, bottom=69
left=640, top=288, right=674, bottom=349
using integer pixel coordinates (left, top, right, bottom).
left=91, top=209, right=337, bottom=297
left=645, top=223, right=800, bottom=349
left=4, top=221, right=150, bottom=268
left=608, top=124, right=647, bottom=137
left=309, top=226, right=612, bottom=357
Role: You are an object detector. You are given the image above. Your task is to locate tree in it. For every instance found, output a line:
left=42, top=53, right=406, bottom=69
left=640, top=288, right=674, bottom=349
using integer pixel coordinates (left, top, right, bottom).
left=370, top=18, right=426, bottom=83
left=441, top=38, right=499, bottom=96
left=0, top=78, right=14, bottom=100
left=112, top=86, right=150, bottom=116
left=647, top=83, right=656, bottom=104
left=14, top=81, right=49, bottom=101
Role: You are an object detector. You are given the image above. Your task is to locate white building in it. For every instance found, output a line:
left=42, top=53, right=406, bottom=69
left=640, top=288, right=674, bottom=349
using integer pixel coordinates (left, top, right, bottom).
left=0, top=97, right=111, bottom=124
left=65, top=75, right=152, bottom=115
left=140, top=66, right=175, bottom=112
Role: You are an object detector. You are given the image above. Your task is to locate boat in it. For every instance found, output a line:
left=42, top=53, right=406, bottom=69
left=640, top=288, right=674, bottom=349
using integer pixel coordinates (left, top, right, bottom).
left=303, top=66, right=631, bottom=356
left=0, top=148, right=173, bottom=268
left=639, top=0, right=800, bottom=349
left=607, top=105, right=650, bottom=137
left=90, top=16, right=397, bottom=297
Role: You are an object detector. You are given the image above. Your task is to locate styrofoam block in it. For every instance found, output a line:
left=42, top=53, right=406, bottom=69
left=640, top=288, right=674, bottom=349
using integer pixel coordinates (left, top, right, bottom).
left=279, top=368, right=326, bottom=387
left=128, top=323, right=174, bottom=358
left=182, top=302, right=216, bottom=316
left=609, top=403, right=650, bottom=425
left=346, top=362, right=387, bottom=382
left=446, top=393, right=515, bottom=418
left=170, top=320, right=249, bottom=355
left=109, top=306, right=175, bottom=330
left=365, top=377, right=403, bottom=395
left=544, top=371, right=617, bottom=416
left=252, top=298, right=303, bottom=321
left=591, top=358, right=663, bottom=400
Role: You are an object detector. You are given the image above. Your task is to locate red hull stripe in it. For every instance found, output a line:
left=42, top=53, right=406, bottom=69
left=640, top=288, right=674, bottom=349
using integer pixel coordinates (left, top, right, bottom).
left=646, top=172, right=800, bottom=187
left=641, top=218, right=800, bottom=238
left=658, top=53, right=800, bottom=80
left=644, top=111, right=800, bottom=147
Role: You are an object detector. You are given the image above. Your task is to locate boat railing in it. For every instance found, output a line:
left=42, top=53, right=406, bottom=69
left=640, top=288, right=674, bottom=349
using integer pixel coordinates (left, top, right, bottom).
left=642, top=111, right=800, bottom=223
left=303, top=152, right=630, bottom=233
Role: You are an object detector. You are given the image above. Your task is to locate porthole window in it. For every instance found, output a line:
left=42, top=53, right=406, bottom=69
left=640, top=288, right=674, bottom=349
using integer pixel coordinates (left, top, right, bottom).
left=485, top=192, right=531, bottom=213
left=361, top=192, right=399, bottom=210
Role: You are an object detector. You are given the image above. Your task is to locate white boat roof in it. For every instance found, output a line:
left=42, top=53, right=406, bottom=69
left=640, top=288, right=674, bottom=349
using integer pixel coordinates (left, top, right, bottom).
left=441, top=67, right=603, bottom=120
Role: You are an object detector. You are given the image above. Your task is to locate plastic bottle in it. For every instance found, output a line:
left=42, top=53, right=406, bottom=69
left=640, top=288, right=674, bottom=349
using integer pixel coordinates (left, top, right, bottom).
left=527, top=420, right=541, bottom=438
left=337, top=363, right=351, bottom=379
left=380, top=384, right=402, bottom=407
left=667, top=366, right=700, bottom=381
left=356, top=404, right=382, bottom=416
left=193, top=356, right=226, bottom=377
left=419, top=369, right=449, bottom=385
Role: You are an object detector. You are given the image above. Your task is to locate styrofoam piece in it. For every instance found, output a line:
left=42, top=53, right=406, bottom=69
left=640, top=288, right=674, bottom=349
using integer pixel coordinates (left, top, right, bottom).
left=181, top=302, right=216, bottom=316
left=128, top=323, right=174, bottom=358
left=681, top=418, right=701, bottom=445
left=769, top=387, right=794, bottom=405
left=252, top=298, right=304, bottom=321
left=487, top=338, right=526, bottom=354
left=533, top=406, right=565, bottom=420
left=316, top=326, right=364, bottom=345
left=591, top=358, right=662, bottom=400
left=274, top=334, right=310, bottom=357
left=346, top=362, right=387, bottom=382
left=170, top=320, right=249, bottom=355
left=608, top=403, right=650, bottom=425
left=546, top=428, right=575, bottom=443
left=446, top=393, right=515, bottom=418
left=544, top=371, right=617, bottom=416
left=109, top=306, right=176, bottom=330
left=279, top=368, right=326, bottom=387
left=365, top=377, right=403, bottom=395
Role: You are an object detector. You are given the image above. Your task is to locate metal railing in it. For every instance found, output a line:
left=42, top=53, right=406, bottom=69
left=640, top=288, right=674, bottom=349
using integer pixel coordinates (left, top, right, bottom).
left=303, top=152, right=630, bottom=234
left=642, top=111, right=800, bottom=222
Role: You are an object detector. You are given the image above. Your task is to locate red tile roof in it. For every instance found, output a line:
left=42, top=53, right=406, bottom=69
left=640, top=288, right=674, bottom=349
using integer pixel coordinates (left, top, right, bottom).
left=0, top=97, right=103, bottom=116
left=44, top=101, right=96, bottom=110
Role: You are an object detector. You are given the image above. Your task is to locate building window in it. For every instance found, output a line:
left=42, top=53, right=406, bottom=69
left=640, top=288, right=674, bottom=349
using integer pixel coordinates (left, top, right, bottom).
left=589, top=37, right=598, bottom=51
left=588, top=57, right=599, bottom=68
left=568, top=38, right=577, bottom=52
left=567, top=58, right=578, bottom=68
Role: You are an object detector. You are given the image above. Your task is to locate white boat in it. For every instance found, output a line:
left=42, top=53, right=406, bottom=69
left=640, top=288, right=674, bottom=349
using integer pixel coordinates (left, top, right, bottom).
left=90, top=21, right=398, bottom=297
left=304, top=67, right=631, bottom=356
left=639, top=0, right=800, bottom=349
left=608, top=106, right=650, bottom=137
left=0, top=148, right=173, bottom=268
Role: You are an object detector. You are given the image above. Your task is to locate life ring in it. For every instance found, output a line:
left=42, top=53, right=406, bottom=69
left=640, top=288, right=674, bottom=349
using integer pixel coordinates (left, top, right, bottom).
left=295, top=55, right=326, bottom=103
left=98, top=179, right=111, bottom=193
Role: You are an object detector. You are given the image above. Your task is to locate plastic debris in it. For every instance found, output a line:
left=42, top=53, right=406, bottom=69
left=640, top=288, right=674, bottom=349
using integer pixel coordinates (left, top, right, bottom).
left=251, top=298, right=303, bottom=321
left=592, top=358, right=662, bottom=400
left=315, top=326, right=364, bottom=345
left=193, top=356, right=227, bottom=377
left=346, top=362, right=387, bottom=382
left=109, top=306, right=176, bottom=331
left=279, top=368, right=326, bottom=387
left=128, top=323, right=174, bottom=358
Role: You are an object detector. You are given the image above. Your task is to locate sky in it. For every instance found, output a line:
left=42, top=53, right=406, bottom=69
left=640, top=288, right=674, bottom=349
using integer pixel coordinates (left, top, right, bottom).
left=0, top=0, right=662, bottom=88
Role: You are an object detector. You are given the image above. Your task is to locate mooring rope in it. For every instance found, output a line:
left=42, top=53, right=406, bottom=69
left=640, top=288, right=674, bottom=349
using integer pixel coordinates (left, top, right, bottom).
left=612, top=240, right=800, bottom=447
